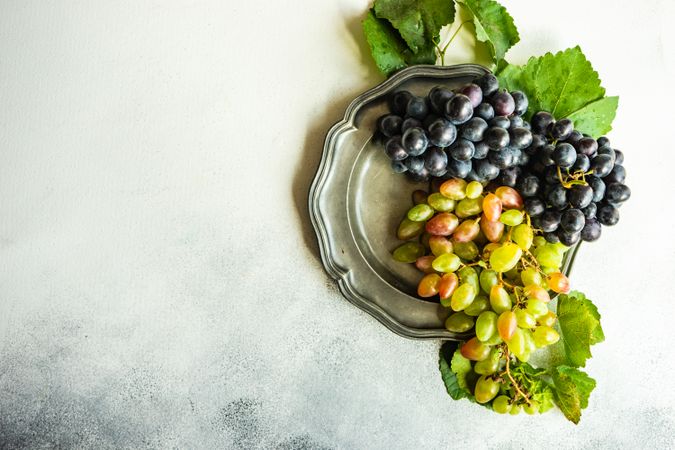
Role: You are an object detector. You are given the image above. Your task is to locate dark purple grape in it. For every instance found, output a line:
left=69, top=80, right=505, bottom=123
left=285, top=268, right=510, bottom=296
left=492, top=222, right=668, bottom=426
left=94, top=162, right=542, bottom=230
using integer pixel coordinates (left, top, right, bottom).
left=460, top=117, right=488, bottom=142
left=582, top=202, right=597, bottom=219
left=544, top=166, right=559, bottom=184
left=604, top=183, right=631, bottom=204
left=384, top=136, right=408, bottom=161
left=531, top=111, right=554, bottom=134
left=587, top=176, right=606, bottom=203
left=428, top=86, right=454, bottom=114
left=511, top=91, right=528, bottom=116
left=575, top=137, right=598, bottom=157
left=509, top=116, right=524, bottom=128
left=568, top=184, right=593, bottom=209
left=509, top=127, right=533, bottom=149
left=517, top=175, right=540, bottom=197
left=580, top=219, right=602, bottom=242
left=539, top=144, right=556, bottom=166
left=424, top=147, right=448, bottom=173
left=540, top=209, right=562, bottom=232
left=401, top=117, right=422, bottom=133
left=404, top=155, right=424, bottom=174
left=445, top=94, right=474, bottom=125
left=475, top=73, right=499, bottom=97
left=484, top=127, right=510, bottom=150
left=614, top=149, right=624, bottom=165
left=488, top=147, right=515, bottom=169
left=590, top=154, right=614, bottom=177
left=402, top=127, right=429, bottom=156
left=597, top=203, right=619, bottom=225
left=490, top=91, right=515, bottom=116
left=498, top=167, right=520, bottom=187
left=474, top=103, right=495, bottom=121
left=489, top=116, right=511, bottom=129
left=525, top=134, right=547, bottom=156
left=557, top=229, right=581, bottom=246
left=423, top=114, right=440, bottom=130
left=389, top=90, right=413, bottom=116
left=406, top=96, right=429, bottom=120
left=391, top=160, right=407, bottom=173
left=553, top=143, right=577, bottom=168
left=473, top=141, right=490, bottom=159
left=564, top=130, right=583, bottom=144
left=604, top=165, right=626, bottom=184
left=597, top=146, right=616, bottom=162
left=427, top=118, right=457, bottom=147
left=515, top=150, right=529, bottom=166
left=550, top=118, right=574, bottom=140
left=597, top=136, right=610, bottom=147
left=547, top=185, right=568, bottom=209
left=560, top=208, right=585, bottom=232
left=377, top=114, right=403, bottom=137
left=449, top=139, right=475, bottom=161
left=445, top=157, right=472, bottom=178
left=543, top=231, right=561, bottom=243
left=474, top=159, right=499, bottom=180
left=409, top=166, right=430, bottom=182
left=460, top=83, right=483, bottom=108
left=524, top=197, right=545, bottom=216
left=571, top=154, right=590, bottom=173
left=465, top=170, right=482, bottom=182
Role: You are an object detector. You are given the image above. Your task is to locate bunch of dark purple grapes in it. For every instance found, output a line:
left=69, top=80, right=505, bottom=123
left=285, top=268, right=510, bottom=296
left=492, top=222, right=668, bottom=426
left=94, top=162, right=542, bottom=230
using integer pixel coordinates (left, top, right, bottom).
left=377, top=73, right=532, bottom=184
left=518, top=113, right=630, bottom=245
left=375, top=72, right=630, bottom=245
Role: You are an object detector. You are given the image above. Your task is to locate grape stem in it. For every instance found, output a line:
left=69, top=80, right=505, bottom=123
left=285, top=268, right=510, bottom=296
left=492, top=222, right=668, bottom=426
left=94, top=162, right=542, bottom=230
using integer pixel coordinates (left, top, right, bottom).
left=438, top=20, right=472, bottom=65
left=502, top=347, right=532, bottom=406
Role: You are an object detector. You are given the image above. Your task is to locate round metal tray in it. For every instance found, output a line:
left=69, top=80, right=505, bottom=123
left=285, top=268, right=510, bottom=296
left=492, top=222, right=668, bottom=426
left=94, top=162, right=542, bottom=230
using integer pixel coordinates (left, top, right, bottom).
left=308, top=64, right=579, bottom=340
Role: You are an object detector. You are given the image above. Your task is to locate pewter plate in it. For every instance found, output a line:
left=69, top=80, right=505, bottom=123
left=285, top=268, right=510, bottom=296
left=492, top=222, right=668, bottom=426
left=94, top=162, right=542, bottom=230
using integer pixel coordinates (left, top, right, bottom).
left=309, top=64, right=579, bottom=340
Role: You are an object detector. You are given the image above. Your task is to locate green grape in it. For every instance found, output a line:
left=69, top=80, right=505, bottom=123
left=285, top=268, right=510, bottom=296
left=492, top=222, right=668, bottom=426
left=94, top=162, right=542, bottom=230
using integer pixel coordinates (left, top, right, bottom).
left=474, top=376, right=500, bottom=404
left=445, top=312, right=475, bottom=333
left=397, top=217, right=426, bottom=241
left=492, top=395, right=512, bottom=414
left=429, top=235, right=453, bottom=256
left=451, top=283, right=476, bottom=311
left=534, top=244, right=563, bottom=269
left=484, top=334, right=504, bottom=345
left=407, top=204, right=435, bottom=222
left=489, top=243, right=523, bottom=273
left=475, top=311, right=498, bottom=342
left=509, top=404, right=522, bottom=415
left=533, top=326, right=560, bottom=347
left=499, top=209, right=524, bottom=226
left=542, top=266, right=558, bottom=275
left=520, top=267, right=542, bottom=287
left=522, top=329, right=536, bottom=354
left=474, top=347, right=501, bottom=375
left=460, top=337, right=491, bottom=361
left=453, top=241, right=479, bottom=260
left=512, top=224, right=534, bottom=250
left=440, top=178, right=467, bottom=200
left=515, top=309, right=536, bottom=329
left=504, top=266, right=521, bottom=284
left=432, top=253, right=461, bottom=273
left=465, top=181, right=483, bottom=199
left=506, top=328, right=525, bottom=357
left=392, top=242, right=425, bottom=263
left=526, top=299, right=549, bottom=318
left=479, top=269, right=499, bottom=294
left=458, top=266, right=480, bottom=294
left=489, top=285, right=512, bottom=314
left=533, top=236, right=546, bottom=247
left=464, top=295, right=490, bottom=316
left=427, top=193, right=456, bottom=212
left=538, top=311, right=557, bottom=327
left=523, top=401, right=540, bottom=415
left=455, top=196, right=484, bottom=218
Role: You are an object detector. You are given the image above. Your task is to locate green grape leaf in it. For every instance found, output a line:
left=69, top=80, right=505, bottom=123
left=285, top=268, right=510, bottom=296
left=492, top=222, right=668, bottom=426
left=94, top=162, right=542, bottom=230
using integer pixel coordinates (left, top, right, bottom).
left=567, top=96, right=619, bottom=137
left=510, top=361, right=555, bottom=412
left=496, top=46, right=619, bottom=137
left=374, top=0, right=456, bottom=54
left=557, top=291, right=605, bottom=368
left=439, top=342, right=472, bottom=400
left=362, top=9, right=409, bottom=76
left=458, top=0, right=520, bottom=62
left=551, top=365, right=596, bottom=424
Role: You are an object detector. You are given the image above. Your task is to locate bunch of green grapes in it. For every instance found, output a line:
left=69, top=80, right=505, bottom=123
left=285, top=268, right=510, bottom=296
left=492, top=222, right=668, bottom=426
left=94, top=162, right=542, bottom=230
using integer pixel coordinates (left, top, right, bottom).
left=393, top=177, right=572, bottom=414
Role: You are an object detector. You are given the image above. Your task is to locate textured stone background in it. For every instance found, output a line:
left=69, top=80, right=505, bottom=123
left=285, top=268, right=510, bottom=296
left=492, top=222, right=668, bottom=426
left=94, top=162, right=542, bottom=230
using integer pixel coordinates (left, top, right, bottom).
left=1, top=0, right=675, bottom=448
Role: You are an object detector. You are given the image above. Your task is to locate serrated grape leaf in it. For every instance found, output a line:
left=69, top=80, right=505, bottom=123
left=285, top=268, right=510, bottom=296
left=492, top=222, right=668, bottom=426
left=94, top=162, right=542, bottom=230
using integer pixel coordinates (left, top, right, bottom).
left=362, top=9, right=409, bottom=76
left=374, top=0, right=455, bottom=54
left=496, top=46, right=619, bottom=137
left=458, top=0, right=519, bottom=62
left=551, top=365, right=596, bottom=424
left=557, top=291, right=604, bottom=368
left=567, top=96, right=619, bottom=137
left=439, top=342, right=472, bottom=400
left=403, top=43, right=437, bottom=65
